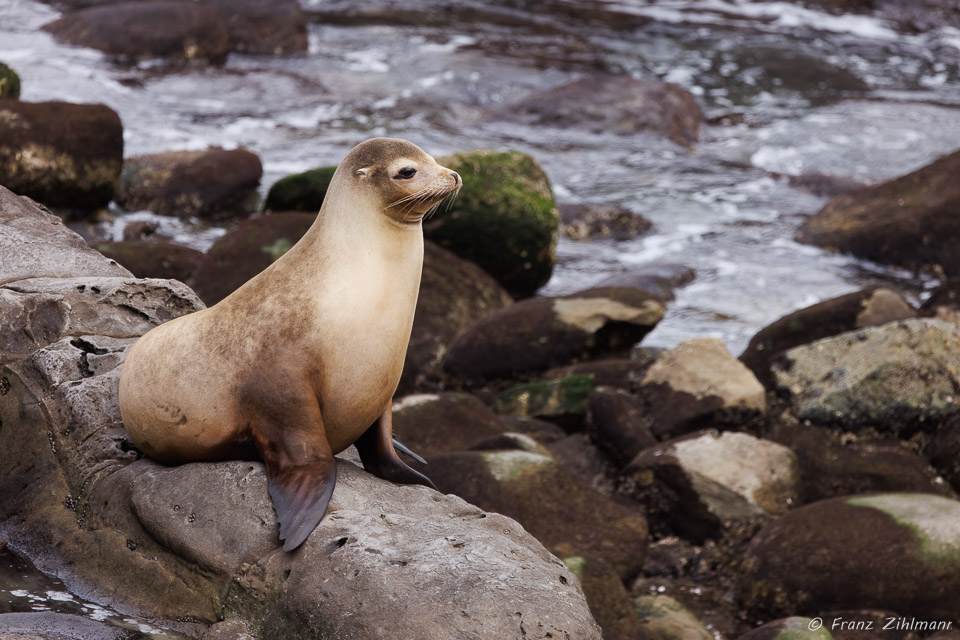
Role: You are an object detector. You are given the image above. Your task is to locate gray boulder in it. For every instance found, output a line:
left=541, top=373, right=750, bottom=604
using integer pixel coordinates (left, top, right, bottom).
left=773, top=319, right=960, bottom=433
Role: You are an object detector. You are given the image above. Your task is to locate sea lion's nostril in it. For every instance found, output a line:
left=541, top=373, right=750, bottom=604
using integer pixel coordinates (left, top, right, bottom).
left=451, top=171, right=460, bottom=184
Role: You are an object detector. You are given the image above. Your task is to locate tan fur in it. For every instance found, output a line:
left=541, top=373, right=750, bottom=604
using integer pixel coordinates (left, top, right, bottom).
left=119, top=138, right=461, bottom=462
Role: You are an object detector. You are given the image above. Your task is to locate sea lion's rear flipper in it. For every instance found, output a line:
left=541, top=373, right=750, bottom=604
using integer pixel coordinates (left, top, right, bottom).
left=254, top=416, right=338, bottom=552
left=357, top=407, right=437, bottom=490
left=267, top=458, right=337, bottom=552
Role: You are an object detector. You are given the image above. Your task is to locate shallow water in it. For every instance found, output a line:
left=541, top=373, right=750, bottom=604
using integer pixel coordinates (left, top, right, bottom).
left=1, top=0, right=959, bottom=352
left=0, top=547, right=187, bottom=638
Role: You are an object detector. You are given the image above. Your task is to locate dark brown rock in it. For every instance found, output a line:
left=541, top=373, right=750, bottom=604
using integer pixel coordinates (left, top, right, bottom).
left=545, top=354, right=659, bottom=393
left=740, top=286, right=917, bottom=388
left=926, top=414, right=960, bottom=494
left=196, top=0, right=307, bottom=55
left=563, top=555, right=648, bottom=640
left=43, top=1, right=230, bottom=64
left=739, top=494, right=960, bottom=621
left=593, top=264, right=696, bottom=303
left=545, top=433, right=618, bottom=495
left=399, top=241, right=513, bottom=394
left=773, top=421, right=955, bottom=502
left=559, top=202, right=654, bottom=241
left=796, top=150, right=960, bottom=277
left=189, top=212, right=314, bottom=305
left=443, top=287, right=664, bottom=382
left=586, top=387, right=656, bottom=467
left=788, top=172, right=867, bottom=197
left=0, top=101, right=123, bottom=211
left=921, top=279, right=960, bottom=314
left=116, top=147, right=262, bottom=218
left=425, top=449, right=649, bottom=581
left=390, top=393, right=507, bottom=458
left=94, top=240, right=203, bottom=282
left=494, top=74, right=703, bottom=147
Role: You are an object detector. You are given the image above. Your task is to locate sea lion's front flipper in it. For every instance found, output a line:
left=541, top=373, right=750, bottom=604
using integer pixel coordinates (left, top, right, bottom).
left=254, top=417, right=337, bottom=552
left=356, top=407, right=437, bottom=490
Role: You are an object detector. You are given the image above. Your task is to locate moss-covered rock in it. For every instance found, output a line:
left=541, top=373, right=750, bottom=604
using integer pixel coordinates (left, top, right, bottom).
left=633, top=594, right=713, bottom=640
left=739, top=493, right=960, bottom=621
left=116, top=148, right=262, bottom=218
left=741, top=287, right=917, bottom=388
left=796, top=150, right=960, bottom=277
left=564, top=555, right=648, bottom=640
left=493, top=374, right=596, bottom=425
left=94, top=240, right=203, bottom=283
left=773, top=319, right=960, bottom=433
left=189, top=212, right=315, bottom=305
left=443, top=287, right=664, bottom=382
left=263, top=166, right=336, bottom=212
left=425, top=150, right=558, bottom=296
left=425, top=450, right=648, bottom=580
left=0, top=101, right=123, bottom=211
left=737, top=617, right=834, bottom=640
left=0, top=62, right=20, bottom=100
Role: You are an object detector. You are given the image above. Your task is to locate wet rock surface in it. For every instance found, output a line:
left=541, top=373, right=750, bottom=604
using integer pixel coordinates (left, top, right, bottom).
left=492, top=74, right=703, bottom=147
left=43, top=2, right=231, bottom=64
left=796, top=150, right=960, bottom=277
left=115, top=148, right=262, bottom=219
left=559, top=202, right=654, bottom=241
left=0, top=102, right=123, bottom=211
left=443, top=287, right=664, bottom=382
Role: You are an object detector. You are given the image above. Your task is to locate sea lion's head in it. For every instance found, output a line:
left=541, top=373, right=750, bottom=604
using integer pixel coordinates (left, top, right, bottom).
left=343, top=137, right=462, bottom=224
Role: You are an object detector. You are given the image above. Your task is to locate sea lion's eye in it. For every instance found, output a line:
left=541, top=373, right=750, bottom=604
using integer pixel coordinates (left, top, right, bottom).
left=395, top=167, right=417, bottom=179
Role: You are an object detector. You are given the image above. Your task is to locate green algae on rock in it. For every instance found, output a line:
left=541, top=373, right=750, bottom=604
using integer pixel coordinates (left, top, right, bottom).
left=563, top=554, right=649, bottom=640
left=633, top=594, right=713, bottom=640
left=773, top=318, right=960, bottom=433
left=263, top=165, right=336, bottom=212
left=493, top=374, right=596, bottom=422
left=737, top=616, right=835, bottom=640
left=426, top=150, right=558, bottom=296
left=0, top=62, right=20, bottom=100
left=739, top=493, right=960, bottom=620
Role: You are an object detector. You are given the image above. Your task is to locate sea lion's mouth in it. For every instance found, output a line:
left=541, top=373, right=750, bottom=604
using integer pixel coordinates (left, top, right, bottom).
left=387, top=180, right=461, bottom=224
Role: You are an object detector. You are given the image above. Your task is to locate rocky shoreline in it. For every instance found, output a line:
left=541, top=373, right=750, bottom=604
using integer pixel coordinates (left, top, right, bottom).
left=4, top=1, right=960, bottom=638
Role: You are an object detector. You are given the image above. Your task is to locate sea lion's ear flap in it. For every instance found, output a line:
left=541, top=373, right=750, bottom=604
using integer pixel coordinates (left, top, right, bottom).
left=355, top=166, right=371, bottom=178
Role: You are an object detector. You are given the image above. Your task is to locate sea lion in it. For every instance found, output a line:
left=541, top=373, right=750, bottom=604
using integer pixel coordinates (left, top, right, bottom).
left=118, top=138, right=461, bottom=551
